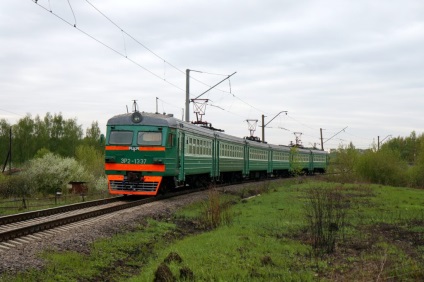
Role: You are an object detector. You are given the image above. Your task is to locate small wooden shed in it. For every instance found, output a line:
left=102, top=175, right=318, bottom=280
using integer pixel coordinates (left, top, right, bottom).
left=68, top=181, right=88, bottom=194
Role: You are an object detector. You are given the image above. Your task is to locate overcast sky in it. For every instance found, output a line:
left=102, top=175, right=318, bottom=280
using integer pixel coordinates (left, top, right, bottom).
left=1, top=0, right=424, bottom=150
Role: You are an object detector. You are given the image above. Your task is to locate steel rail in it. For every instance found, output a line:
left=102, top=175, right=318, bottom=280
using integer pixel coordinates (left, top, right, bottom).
left=0, top=197, right=121, bottom=226
left=0, top=187, right=203, bottom=243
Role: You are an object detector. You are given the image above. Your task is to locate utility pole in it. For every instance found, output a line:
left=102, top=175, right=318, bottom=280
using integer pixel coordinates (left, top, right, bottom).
left=155, top=97, right=159, bottom=114
left=2, top=127, right=12, bottom=174
left=185, top=69, right=190, bottom=122
left=261, top=111, right=288, bottom=143
left=378, top=135, right=391, bottom=150
left=320, top=128, right=324, bottom=151
left=185, top=69, right=236, bottom=123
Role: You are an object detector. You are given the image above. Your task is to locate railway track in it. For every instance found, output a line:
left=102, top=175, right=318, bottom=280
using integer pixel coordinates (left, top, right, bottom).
left=0, top=176, right=300, bottom=252
left=0, top=187, right=205, bottom=250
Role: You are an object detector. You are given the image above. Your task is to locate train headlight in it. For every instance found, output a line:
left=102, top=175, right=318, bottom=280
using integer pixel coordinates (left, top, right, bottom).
left=153, top=158, right=163, bottom=164
left=132, top=112, right=142, bottom=123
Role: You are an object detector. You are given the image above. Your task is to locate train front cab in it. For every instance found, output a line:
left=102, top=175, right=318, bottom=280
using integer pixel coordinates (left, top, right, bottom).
left=105, top=121, right=176, bottom=196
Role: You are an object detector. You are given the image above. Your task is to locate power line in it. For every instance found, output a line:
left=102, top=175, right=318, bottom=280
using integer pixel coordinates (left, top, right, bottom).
left=32, top=0, right=326, bottom=135
left=31, top=0, right=263, bottom=118
left=32, top=0, right=186, bottom=92
left=84, top=0, right=186, bottom=76
left=0, top=108, right=24, bottom=117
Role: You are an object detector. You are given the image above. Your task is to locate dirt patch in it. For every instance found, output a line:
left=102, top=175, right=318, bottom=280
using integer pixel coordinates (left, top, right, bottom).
left=164, top=252, right=183, bottom=264
left=154, top=263, right=175, bottom=282
left=368, top=221, right=424, bottom=259
left=179, top=266, right=194, bottom=281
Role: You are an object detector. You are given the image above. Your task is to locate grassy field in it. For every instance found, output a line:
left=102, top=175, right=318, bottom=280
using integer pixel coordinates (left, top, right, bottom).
left=2, top=179, right=424, bottom=281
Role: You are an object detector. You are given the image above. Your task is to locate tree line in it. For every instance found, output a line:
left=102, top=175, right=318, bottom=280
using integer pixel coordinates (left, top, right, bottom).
left=0, top=113, right=105, bottom=198
left=330, top=131, right=424, bottom=188
left=0, top=113, right=103, bottom=165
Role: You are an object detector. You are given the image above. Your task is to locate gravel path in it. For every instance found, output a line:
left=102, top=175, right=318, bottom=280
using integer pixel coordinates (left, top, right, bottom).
left=0, top=182, right=260, bottom=275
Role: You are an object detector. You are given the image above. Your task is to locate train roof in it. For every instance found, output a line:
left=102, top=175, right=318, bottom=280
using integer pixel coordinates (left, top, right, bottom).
left=107, top=112, right=179, bottom=128
left=268, top=143, right=291, bottom=152
left=107, top=112, right=327, bottom=154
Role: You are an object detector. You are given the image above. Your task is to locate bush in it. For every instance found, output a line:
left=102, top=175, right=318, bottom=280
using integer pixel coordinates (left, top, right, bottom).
left=0, top=171, right=32, bottom=198
left=406, top=142, right=424, bottom=188
left=355, top=148, right=407, bottom=186
left=200, top=188, right=233, bottom=229
left=327, top=143, right=358, bottom=182
left=21, top=153, right=92, bottom=195
left=304, top=186, right=349, bottom=256
left=93, top=176, right=108, bottom=192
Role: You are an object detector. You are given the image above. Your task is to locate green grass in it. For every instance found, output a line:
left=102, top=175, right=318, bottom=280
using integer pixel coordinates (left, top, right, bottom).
left=2, top=219, right=176, bottom=282
left=132, top=182, right=315, bottom=281
left=2, top=179, right=424, bottom=281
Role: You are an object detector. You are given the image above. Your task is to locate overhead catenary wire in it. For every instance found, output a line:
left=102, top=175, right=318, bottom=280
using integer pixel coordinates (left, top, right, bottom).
left=85, top=0, right=237, bottom=98
left=0, top=108, right=25, bottom=117
left=67, top=0, right=77, bottom=27
left=84, top=0, right=185, bottom=76
left=32, top=0, right=185, bottom=92
left=29, top=0, right=340, bottom=146
left=32, top=0, right=263, bottom=117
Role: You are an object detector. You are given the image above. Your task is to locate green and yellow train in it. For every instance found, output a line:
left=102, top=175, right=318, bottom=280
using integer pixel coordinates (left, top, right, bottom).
left=105, top=111, right=328, bottom=196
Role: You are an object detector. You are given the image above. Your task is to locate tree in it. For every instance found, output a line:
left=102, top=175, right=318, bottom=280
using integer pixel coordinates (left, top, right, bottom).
left=290, top=147, right=303, bottom=176
left=75, top=145, right=105, bottom=178
left=13, top=114, right=35, bottom=163
left=61, top=117, right=83, bottom=157
left=84, top=121, right=103, bottom=151
left=329, top=142, right=359, bottom=182
left=0, top=119, right=11, bottom=169
left=384, top=131, right=423, bottom=165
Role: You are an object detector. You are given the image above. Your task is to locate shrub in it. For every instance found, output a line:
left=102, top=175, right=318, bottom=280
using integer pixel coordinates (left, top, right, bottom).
left=33, top=147, right=51, bottom=159
left=200, top=187, right=233, bottom=229
left=290, top=147, right=304, bottom=176
left=21, top=153, right=92, bottom=195
left=355, top=148, right=407, bottom=186
left=93, top=176, right=108, bottom=192
left=327, top=143, right=359, bottom=182
left=304, top=186, right=349, bottom=256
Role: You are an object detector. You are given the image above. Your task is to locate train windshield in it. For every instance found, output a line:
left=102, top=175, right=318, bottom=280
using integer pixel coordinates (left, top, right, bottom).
left=109, top=131, right=133, bottom=145
left=137, top=132, right=162, bottom=146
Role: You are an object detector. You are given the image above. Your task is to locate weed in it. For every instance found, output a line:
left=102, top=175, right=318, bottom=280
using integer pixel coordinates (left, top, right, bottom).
left=260, top=255, right=274, bottom=266
left=304, top=186, right=349, bottom=256
left=199, top=187, right=233, bottom=229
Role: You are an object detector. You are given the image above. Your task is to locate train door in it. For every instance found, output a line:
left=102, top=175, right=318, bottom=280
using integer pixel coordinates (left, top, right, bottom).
left=269, top=149, right=273, bottom=176
left=178, top=131, right=185, bottom=181
left=245, top=144, right=250, bottom=177
left=213, top=134, right=219, bottom=180
left=309, top=150, right=313, bottom=174
left=212, top=134, right=217, bottom=179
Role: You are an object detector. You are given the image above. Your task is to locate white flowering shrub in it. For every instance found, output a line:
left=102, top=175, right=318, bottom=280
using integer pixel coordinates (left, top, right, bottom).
left=93, top=176, right=108, bottom=191
left=22, top=153, right=92, bottom=195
